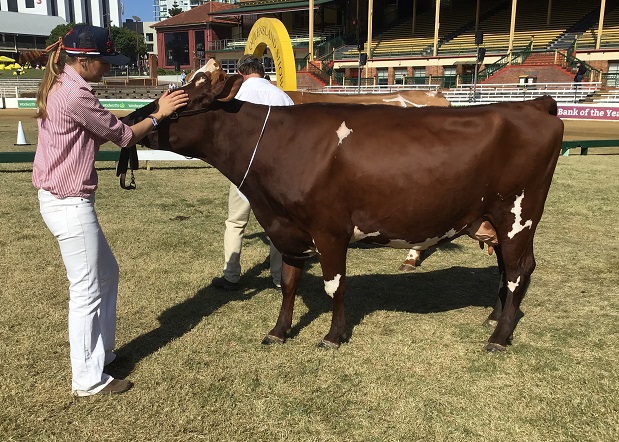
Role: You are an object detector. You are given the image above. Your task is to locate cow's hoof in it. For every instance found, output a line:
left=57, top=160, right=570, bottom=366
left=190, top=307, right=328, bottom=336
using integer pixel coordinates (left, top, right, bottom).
left=317, top=339, right=340, bottom=350
left=398, top=263, right=416, bottom=272
left=483, top=318, right=498, bottom=328
left=484, top=342, right=507, bottom=352
left=261, top=334, right=285, bottom=345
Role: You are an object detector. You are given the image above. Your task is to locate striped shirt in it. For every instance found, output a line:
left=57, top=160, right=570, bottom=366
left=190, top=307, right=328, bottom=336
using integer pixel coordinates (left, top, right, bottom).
left=32, top=64, right=133, bottom=198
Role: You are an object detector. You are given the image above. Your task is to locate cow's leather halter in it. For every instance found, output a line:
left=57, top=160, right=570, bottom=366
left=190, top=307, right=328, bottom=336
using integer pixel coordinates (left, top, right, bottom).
left=116, top=145, right=139, bottom=190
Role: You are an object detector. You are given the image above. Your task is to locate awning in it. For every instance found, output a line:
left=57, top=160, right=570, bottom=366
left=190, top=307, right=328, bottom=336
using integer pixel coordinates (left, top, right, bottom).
left=210, top=0, right=335, bottom=17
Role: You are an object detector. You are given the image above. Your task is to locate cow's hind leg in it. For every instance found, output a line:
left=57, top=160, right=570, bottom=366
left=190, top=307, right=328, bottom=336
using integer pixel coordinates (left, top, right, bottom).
left=485, top=241, right=534, bottom=352
left=262, top=257, right=305, bottom=345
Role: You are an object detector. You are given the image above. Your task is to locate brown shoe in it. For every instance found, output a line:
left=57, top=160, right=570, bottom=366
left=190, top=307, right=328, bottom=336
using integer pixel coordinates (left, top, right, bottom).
left=99, top=379, right=133, bottom=395
left=73, top=379, right=133, bottom=397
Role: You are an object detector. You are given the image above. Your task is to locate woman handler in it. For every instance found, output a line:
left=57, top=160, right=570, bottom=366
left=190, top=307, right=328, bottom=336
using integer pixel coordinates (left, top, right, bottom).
left=33, top=25, right=188, bottom=396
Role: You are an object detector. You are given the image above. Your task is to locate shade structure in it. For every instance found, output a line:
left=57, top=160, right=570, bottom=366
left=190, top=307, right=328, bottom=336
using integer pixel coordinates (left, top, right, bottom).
left=0, top=55, right=15, bottom=63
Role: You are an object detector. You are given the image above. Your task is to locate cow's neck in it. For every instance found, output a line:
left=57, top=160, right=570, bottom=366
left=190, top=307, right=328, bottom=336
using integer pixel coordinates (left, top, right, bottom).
left=202, top=101, right=275, bottom=188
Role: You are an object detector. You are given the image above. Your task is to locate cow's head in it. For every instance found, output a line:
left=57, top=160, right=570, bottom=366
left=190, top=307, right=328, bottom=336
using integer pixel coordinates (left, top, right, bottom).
left=122, top=58, right=243, bottom=154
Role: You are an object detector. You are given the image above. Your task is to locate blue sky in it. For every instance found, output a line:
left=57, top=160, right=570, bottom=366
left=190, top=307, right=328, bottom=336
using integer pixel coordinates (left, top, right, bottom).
left=122, top=0, right=155, bottom=22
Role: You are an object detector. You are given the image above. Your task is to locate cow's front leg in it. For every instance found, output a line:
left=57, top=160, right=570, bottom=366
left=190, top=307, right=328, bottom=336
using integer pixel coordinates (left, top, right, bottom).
left=262, top=256, right=305, bottom=345
left=484, top=245, right=507, bottom=328
left=315, top=237, right=349, bottom=349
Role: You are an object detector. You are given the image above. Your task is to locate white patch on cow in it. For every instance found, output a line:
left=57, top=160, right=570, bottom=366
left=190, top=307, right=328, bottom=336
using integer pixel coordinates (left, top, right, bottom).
left=426, top=91, right=438, bottom=97
left=382, top=95, right=424, bottom=108
left=508, top=191, right=533, bottom=239
left=336, top=122, right=352, bottom=145
left=305, top=238, right=320, bottom=256
left=324, top=274, right=341, bottom=298
left=195, top=77, right=207, bottom=87
left=303, top=247, right=318, bottom=256
left=188, top=58, right=221, bottom=83
left=351, top=226, right=381, bottom=242
left=388, top=228, right=459, bottom=250
left=406, top=249, right=422, bottom=261
left=481, top=197, right=484, bottom=201
left=507, top=276, right=521, bottom=292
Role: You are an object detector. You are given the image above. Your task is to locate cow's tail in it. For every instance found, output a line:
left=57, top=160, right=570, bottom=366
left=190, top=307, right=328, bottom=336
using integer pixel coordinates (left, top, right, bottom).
left=531, top=95, right=558, bottom=116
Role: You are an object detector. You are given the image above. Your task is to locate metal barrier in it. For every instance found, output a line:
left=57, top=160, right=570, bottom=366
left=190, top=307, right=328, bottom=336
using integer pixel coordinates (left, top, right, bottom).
left=444, top=82, right=600, bottom=104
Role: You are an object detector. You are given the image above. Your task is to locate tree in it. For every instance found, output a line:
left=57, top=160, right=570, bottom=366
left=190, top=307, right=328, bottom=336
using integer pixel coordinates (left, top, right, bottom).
left=167, top=2, right=184, bottom=17
left=111, top=26, right=146, bottom=63
left=46, top=23, right=77, bottom=46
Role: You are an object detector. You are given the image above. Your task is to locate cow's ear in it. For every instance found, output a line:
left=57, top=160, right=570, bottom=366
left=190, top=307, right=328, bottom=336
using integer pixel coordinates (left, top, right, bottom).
left=215, top=74, right=243, bottom=102
left=210, top=69, right=226, bottom=86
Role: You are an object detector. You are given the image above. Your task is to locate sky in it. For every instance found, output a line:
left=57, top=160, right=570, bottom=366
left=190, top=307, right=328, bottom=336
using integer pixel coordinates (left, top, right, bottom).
left=121, top=0, right=156, bottom=23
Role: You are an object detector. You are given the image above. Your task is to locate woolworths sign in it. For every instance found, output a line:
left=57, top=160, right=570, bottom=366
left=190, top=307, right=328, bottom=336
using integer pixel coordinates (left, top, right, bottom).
left=17, top=98, right=149, bottom=109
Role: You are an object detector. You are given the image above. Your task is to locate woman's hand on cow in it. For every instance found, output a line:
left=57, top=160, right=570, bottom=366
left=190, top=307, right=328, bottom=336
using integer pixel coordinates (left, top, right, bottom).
left=154, top=89, right=189, bottom=120
left=127, top=89, right=189, bottom=146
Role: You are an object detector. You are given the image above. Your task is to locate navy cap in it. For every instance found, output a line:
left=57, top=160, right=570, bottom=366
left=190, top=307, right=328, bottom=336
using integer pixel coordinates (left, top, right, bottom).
left=63, top=24, right=130, bottom=66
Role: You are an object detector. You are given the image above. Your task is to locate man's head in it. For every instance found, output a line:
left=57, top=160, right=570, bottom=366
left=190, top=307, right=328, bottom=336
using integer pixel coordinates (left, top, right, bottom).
left=236, top=54, right=265, bottom=78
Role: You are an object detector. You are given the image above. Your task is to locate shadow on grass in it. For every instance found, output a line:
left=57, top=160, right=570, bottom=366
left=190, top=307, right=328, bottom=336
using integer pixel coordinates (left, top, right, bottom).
left=110, top=254, right=498, bottom=378
left=290, top=265, right=498, bottom=343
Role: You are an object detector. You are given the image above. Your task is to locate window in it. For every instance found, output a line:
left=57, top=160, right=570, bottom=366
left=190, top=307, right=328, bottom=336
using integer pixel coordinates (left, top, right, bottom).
left=394, top=67, right=407, bottom=85
left=377, top=68, right=388, bottom=85
left=145, top=33, right=154, bottom=42
left=443, top=66, right=457, bottom=88
left=26, top=0, right=35, bottom=8
left=7, top=0, right=17, bottom=12
left=607, top=62, right=619, bottom=87
left=413, top=67, right=426, bottom=85
left=221, top=59, right=236, bottom=74
left=194, top=30, right=205, bottom=60
left=164, top=32, right=189, bottom=67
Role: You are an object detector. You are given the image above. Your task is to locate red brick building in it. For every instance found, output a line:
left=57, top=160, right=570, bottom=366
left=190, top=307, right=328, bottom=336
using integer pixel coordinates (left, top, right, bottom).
left=151, top=2, right=240, bottom=71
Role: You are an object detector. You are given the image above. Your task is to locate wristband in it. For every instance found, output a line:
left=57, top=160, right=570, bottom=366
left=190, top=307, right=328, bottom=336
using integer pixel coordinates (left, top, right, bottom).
left=148, top=115, right=159, bottom=128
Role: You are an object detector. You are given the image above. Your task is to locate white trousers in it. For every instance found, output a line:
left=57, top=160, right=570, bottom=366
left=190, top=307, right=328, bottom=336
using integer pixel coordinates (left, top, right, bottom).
left=223, top=184, right=282, bottom=285
left=38, top=189, right=117, bottom=394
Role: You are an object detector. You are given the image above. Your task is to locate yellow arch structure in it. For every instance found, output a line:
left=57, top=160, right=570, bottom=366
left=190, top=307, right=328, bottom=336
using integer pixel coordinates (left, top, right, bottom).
left=244, top=17, right=297, bottom=91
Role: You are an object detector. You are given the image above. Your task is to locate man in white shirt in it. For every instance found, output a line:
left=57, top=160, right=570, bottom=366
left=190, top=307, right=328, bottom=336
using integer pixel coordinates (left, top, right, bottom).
left=211, top=54, right=293, bottom=291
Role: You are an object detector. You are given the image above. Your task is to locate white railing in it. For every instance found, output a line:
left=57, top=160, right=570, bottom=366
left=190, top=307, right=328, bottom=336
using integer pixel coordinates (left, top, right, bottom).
left=444, top=82, right=600, bottom=104
left=321, top=84, right=441, bottom=94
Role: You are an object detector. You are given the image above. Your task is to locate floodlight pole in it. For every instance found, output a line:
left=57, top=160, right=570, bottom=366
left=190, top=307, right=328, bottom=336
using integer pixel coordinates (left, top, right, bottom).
left=472, top=43, right=480, bottom=102
left=357, top=53, right=361, bottom=94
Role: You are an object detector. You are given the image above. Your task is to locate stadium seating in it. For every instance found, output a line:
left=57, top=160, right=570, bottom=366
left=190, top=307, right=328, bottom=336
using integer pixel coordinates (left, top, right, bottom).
left=439, top=0, right=597, bottom=55
left=577, top=4, right=619, bottom=50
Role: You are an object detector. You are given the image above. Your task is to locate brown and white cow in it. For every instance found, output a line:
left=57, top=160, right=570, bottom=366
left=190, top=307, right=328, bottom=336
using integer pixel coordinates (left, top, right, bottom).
left=125, top=69, right=563, bottom=352
left=286, top=89, right=452, bottom=271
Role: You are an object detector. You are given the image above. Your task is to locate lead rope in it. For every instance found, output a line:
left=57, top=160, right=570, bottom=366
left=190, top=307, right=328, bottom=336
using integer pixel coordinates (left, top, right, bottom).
left=238, top=105, right=271, bottom=190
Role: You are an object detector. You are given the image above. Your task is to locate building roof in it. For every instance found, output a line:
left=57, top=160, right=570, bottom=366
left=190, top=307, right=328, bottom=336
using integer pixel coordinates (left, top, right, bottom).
left=0, top=11, right=67, bottom=36
left=152, top=2, right=239, bottom=29
left=211, top=0, right=334, bottom=17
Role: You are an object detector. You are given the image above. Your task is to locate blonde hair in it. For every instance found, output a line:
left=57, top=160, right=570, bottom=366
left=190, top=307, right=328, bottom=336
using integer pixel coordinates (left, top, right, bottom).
left=36, top=37, right=74, bottom=119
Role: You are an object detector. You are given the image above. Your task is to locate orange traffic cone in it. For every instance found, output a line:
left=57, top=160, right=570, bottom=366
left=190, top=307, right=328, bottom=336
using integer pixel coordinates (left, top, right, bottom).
left=15, top=120, right=30, bottom=146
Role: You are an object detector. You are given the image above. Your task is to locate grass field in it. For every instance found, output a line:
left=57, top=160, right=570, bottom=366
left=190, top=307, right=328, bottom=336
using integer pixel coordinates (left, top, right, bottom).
left=1, top=112, right=618, bottom=441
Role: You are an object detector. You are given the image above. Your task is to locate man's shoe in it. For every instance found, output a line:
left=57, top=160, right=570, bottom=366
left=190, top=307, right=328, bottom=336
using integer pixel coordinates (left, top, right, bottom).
left=73, top=379, right=133, bottom=397
left=274, top=281, right=282, bottom=291
left=210, top=276, right=241, bottom=291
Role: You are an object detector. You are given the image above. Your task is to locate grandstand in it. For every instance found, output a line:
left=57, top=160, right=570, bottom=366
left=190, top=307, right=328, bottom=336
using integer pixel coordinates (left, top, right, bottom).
left=576, top=2, right=619, bottom=50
